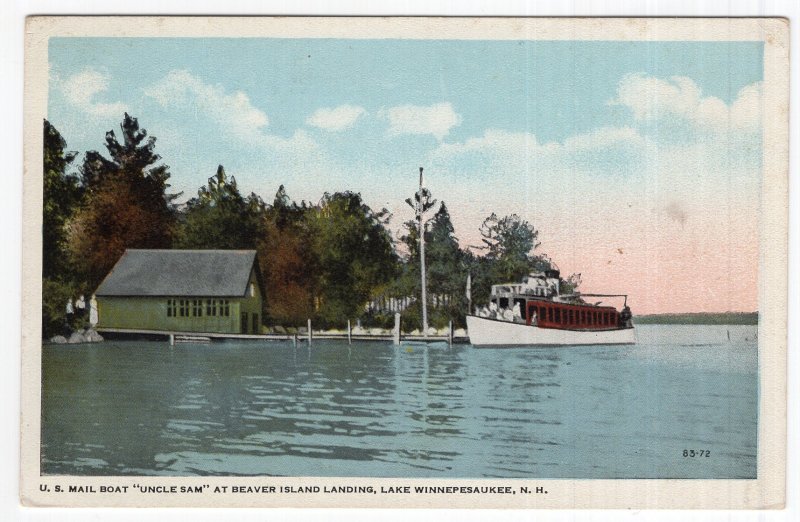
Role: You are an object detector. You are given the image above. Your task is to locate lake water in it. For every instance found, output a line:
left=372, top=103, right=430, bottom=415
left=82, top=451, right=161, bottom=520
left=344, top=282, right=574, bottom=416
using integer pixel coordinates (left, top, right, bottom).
left=41, top=324, right=758, bottom=478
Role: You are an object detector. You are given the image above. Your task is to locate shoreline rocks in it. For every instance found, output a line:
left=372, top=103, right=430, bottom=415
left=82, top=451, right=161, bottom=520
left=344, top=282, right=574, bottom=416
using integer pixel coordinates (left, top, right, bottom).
left=49, top=328, right=104, bottom=345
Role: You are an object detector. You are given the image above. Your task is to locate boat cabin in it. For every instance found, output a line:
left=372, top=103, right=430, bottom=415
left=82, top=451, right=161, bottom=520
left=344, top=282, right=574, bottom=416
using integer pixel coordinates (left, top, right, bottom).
left=487, top=270, right=629, bottom=330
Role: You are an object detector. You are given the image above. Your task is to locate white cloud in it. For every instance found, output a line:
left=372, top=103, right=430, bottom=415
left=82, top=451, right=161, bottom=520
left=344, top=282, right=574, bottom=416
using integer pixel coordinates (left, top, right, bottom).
left=609, top=73, right=763, bottom=132
left=384, top=102, right=461, bottom=140
left=58, top=68, right=128, bottom=119
left=144, top=70, right=270, bottom=145
left=307, top=105, right=366, bottom=131
left=434, top=126, right=646, bottom=171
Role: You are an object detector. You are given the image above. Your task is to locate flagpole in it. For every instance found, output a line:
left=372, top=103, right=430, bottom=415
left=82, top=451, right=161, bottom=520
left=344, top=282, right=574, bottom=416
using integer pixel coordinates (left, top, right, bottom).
left=418, top=167, right=428, bottom=339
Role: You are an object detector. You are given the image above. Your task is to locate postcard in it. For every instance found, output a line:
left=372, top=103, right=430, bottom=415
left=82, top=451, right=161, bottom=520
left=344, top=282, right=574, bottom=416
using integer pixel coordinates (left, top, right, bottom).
left=21, top=16, right=788, bottom=509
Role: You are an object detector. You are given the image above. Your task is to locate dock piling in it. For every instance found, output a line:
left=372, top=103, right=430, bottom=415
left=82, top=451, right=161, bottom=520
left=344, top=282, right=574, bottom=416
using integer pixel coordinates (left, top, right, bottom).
left=347, top=320, right=352, bottom=345
left=307, top=319, right=312, bottom=346
left=169, top=333, right=175, bottom=346
left=393, top=313, right=401, bottom=345
left=448, top=320, right=453, bottom=346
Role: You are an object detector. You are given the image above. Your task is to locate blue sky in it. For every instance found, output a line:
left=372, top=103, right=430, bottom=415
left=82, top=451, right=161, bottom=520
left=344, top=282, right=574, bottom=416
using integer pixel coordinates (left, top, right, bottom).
left=47, top=38, right=764, bottom=313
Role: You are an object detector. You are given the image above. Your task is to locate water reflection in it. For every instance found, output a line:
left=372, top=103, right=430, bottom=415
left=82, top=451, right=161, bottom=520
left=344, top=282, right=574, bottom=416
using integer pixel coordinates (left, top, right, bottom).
left=42, top=325, right=757, bottom=478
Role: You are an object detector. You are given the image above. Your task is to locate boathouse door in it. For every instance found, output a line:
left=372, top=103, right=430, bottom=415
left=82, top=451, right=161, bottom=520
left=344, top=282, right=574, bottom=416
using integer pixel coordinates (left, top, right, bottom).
left=240, top=312, right=248, bottom=334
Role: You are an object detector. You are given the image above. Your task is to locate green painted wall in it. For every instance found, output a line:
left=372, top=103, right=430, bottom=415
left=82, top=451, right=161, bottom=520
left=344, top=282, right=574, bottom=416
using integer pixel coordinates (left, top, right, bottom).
left=97, top=268, right=264, bottom=334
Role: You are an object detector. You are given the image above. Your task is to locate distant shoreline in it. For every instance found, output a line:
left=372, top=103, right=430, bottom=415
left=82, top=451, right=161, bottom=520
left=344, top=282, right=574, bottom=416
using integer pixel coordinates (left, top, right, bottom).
left=634, top=312, right=758, bottom=325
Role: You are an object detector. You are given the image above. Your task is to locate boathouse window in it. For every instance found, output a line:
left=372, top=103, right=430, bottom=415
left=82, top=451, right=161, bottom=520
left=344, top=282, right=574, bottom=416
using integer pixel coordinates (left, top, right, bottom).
left=222, top=299, right=230, bottom=317
left=206, top=299, right=216, bottom=316
left=250, top=283, right=256, bottom=297
left=192, top=299, right=202, bottom=317
left=179, top=299, right=189, bottom=317
left=167, top=299, right=176, bottom=317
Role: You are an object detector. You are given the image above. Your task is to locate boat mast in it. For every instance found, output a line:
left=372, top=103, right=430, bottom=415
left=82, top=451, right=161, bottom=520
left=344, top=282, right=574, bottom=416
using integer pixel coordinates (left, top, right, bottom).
left=418, top=167, right=428, bottom=338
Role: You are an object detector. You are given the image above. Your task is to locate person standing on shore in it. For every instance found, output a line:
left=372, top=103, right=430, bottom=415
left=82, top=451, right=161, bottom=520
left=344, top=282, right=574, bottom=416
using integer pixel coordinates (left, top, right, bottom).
left=89, top=295, right=98, bottom=327
left=65, top=298, right=74, bottom=331
left=75, top=295, right=86, bottom=326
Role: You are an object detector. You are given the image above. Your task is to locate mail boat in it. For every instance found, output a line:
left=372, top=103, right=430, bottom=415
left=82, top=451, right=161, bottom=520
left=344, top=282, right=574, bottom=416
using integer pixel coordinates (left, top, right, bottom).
left=466, top=270, right=635, bottom=346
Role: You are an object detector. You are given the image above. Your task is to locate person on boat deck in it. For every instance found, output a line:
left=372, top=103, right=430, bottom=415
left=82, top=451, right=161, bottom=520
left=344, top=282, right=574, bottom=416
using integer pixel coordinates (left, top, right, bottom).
left=530, top=311, right=538, bottom=326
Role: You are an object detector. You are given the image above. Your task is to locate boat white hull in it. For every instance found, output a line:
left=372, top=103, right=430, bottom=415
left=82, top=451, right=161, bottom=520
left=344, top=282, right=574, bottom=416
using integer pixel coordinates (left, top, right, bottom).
left=466, top=315, right=636, bottom=346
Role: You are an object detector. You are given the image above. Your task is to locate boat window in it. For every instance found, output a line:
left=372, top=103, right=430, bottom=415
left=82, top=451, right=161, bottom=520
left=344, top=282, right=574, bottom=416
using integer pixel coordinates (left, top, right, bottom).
left=554, top=307, right=561, bottom=323
left=568, top=310, right=574, bottom=324
left=499, top=298, right=509, bottom=309
left=547, top=307, right=553, bottom=322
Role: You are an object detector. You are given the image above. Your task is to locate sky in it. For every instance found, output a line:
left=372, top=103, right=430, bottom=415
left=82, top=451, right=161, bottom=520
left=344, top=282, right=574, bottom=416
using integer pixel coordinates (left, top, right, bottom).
left=47, top=38, right=764, bottom=314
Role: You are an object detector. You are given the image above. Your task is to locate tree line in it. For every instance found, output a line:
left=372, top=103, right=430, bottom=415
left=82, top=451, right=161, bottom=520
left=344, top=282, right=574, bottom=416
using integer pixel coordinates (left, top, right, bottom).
left=42, top=114, right=575, bottom=337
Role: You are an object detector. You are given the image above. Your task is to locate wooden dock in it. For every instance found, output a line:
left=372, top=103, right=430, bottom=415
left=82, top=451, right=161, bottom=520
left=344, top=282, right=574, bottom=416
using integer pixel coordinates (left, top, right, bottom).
left=96, top=327, right=469, bottom=345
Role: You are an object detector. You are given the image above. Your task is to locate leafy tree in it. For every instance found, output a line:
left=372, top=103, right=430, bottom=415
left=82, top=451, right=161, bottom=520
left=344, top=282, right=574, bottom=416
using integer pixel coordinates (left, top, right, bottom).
left=468, top=213, right=553, bottom=305
left=257, top=186, right=317, bottom=326
left=175, top=165, right=264, bottom=249
left=478, top=213, right=542, bottom=280
left=426, top=203, right=466, bottom=298
left=42, top=120, right=83, bottom=337
left=43, top=119, right=82, bottom=278
left=307, top=191, right=397, bottom=326
left=68, top=113, right=176, bottom=289
left=398, top=202, right=468, bottom=327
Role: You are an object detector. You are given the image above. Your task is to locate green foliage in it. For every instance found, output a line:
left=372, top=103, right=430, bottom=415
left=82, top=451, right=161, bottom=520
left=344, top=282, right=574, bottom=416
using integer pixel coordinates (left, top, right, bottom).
left=42, top=117, right=581, bottom=336
left=399, top=202, right=469, bottom=324
left=175, top=165, right=264, bottom=249
left=43, top=120, right=82, bottom=279
left=42, top=278, right=78, bottom=337
left=307, top=191, right=398, bottom=326
left=42, top=120, right=84, bottom=338
left=69, top=114, right=177, bottom=289
left=478, top=212, right=541, bottom=281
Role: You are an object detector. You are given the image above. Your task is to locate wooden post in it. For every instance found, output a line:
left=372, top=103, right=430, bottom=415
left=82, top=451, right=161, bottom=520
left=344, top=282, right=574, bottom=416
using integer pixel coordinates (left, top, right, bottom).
left=293, top=333, right=297, bottom=348
left=448, top=320, right=453, bottom=346
left=393, top=313, right=401, bottom=345
left=169, top=333, right=175, bottom=346
left=347, top=319, right=352, bottom=345
left=307, top=318, right=312, bottom=346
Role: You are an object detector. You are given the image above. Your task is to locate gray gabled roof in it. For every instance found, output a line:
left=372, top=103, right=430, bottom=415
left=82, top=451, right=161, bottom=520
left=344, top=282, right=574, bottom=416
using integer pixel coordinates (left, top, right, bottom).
left=95, top=249, right=258, bottom=297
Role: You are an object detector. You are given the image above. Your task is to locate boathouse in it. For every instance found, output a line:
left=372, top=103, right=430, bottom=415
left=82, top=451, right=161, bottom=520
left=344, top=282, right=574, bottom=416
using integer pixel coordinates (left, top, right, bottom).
left=95, top=249, right=264, bottom=335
